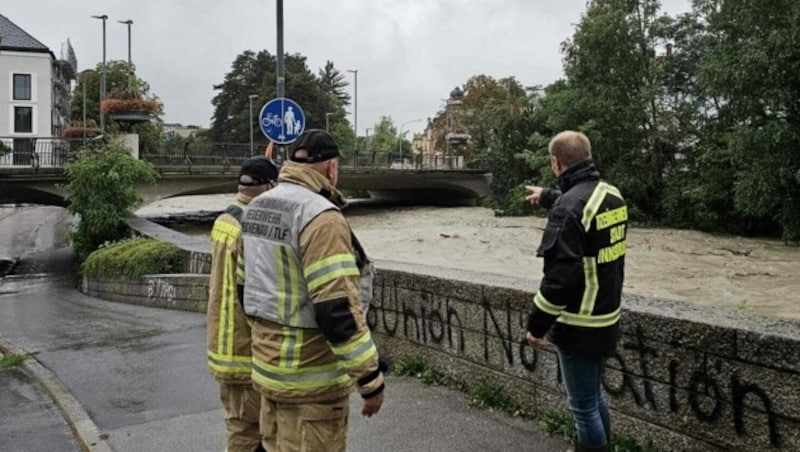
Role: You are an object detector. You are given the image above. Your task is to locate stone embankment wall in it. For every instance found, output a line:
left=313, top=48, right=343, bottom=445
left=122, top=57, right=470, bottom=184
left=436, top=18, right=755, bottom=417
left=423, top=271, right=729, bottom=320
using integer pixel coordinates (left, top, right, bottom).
left=82, top=217, right=799, bottom=451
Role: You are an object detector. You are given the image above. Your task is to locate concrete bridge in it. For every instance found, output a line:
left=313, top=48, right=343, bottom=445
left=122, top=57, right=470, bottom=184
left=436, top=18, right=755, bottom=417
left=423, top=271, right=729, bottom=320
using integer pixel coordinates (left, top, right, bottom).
left=0, top=165, right=492, bottom=207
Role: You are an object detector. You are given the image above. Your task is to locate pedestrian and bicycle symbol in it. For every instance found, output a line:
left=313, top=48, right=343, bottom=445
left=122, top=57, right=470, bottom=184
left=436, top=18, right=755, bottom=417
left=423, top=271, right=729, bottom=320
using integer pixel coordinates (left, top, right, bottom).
left=259, top=97, right=305, bottom=144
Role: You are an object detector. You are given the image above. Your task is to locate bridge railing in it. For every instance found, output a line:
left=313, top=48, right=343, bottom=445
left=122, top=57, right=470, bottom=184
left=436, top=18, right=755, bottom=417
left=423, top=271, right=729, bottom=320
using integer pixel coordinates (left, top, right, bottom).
left=0, top=137, right=87, bottom=169
left=0, top=137, right=484, bottom=173
left=141, top=142, right=252, bottom=171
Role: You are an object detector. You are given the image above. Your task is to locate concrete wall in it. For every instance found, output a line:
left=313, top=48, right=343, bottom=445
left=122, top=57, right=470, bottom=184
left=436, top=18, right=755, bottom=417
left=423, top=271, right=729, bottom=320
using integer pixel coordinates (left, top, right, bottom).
left=87, top=220, right=800, bottom=451
left=0, top=50, right=52, bottom=136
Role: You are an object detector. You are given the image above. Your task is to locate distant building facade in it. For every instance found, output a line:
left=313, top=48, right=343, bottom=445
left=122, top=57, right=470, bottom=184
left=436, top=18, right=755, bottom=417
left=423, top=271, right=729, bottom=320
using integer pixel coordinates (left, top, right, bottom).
left=0, top=14, right=76, bottom=140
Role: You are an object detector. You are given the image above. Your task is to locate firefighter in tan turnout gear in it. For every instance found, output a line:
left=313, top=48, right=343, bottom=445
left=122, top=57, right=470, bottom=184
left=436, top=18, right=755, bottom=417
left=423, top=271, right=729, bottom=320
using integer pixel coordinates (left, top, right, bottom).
left=239, top=129, right=385, bottom=451
left=207, top=156, right=278, bottom=452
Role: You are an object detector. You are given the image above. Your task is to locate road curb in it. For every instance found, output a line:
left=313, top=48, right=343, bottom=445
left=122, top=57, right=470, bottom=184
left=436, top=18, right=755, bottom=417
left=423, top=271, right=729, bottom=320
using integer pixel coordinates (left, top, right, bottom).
left=0, top=339, right=114, bottom=452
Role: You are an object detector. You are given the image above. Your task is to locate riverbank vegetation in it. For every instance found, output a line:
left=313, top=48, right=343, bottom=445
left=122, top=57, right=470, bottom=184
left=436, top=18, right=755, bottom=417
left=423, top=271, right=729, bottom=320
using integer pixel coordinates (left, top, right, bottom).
left=80, top=237, right=182, bottom=279
left=436, top=0, right=800, bottom=242
left=65, top=141, right=156, bottom=260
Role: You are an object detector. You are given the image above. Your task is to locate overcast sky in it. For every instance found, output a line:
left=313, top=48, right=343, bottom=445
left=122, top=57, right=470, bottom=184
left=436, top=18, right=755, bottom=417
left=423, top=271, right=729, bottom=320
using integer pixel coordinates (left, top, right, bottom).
left=4, top=0, right=690, bottom=135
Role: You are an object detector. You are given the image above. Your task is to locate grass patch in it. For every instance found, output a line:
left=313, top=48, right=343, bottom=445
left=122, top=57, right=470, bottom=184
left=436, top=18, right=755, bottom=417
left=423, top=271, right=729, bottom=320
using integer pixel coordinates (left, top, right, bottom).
left=81, top=237, right=183, bottom=279
left=540, top=409, right=660, bottom=452
left=468, top=379, right=532, bottom=418
left=0, top=353, right=29, bottom=369
left=392, top=356, right=450, bottom=386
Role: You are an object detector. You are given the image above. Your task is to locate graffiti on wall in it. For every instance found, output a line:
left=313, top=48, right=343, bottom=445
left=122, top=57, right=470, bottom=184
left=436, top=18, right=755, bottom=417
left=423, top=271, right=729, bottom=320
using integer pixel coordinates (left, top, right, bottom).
left=369, top=279, right=785, bottom=448
left=147, top=278, right=176, bottom=305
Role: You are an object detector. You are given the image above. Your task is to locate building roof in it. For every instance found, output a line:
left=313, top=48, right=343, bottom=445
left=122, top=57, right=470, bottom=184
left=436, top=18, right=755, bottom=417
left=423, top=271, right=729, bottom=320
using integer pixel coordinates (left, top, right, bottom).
left=0, top=13, right=50, bottom=53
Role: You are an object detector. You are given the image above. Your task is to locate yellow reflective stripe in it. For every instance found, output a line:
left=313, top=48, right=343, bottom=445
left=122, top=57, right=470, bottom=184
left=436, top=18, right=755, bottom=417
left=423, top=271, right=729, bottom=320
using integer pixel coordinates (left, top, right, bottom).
left=211, top=221, right=240, bottom=246
left=305, top=253, right=355, bottom=275
left=581, top=183, right=607, bottom=231
left=277, top=246, right=302, bottom=367
left=251, top=357, right=350, bottom=391
left=330, top=331, right=377, bottom=367
left=208, top=351, right=252, bottom=363
left=533, top=292, right=566, bottom=316
left=305, top=254, right=360, bottom=292
left=595, top=205, right=628, bottom=230
left=236, top=257, right=245, bottom=282
left=208, top=351, right=252, bottom=373
left=604, top=184, right=623, bottom=200
left=556, top=307, right=621, bottom=327
left=579, top=257, right=599, bottom=316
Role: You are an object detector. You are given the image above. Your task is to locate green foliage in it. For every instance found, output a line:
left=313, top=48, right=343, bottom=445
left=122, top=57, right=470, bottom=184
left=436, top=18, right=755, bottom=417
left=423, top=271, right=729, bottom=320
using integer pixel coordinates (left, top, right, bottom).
left=65, top=140, right=157, bottom=260
left=71, top=61, right=163, bottom=125
left=0, top=353, right=29, bottom=369
left=391, top=356, right=449, bottom=385
left=539, top=409, right=577, bottom=438
left=468, top=379, right=531, bottom=418
left=80, top=237, right=183, bottom=279
left=481, top=0, right=800, bottom=241
left=540, top=409, right=659, bottom=452
left=0, top=140, right=10, bottom=156
left=210, top=51, right=350, bottom=145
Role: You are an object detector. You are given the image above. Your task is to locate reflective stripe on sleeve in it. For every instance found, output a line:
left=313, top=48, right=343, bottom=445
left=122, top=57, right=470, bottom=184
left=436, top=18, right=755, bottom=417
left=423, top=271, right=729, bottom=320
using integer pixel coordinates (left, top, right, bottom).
left=533, top=291, right=566, bottom=316
left=305, top=254, right=360, bottom=292
left=330, top=330, right=377, bottom=368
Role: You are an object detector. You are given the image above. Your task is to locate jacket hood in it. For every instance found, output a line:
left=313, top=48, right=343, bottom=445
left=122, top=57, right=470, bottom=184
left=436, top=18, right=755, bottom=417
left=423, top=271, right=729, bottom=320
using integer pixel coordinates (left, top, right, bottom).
left=277, top=161, right=347, bottom=207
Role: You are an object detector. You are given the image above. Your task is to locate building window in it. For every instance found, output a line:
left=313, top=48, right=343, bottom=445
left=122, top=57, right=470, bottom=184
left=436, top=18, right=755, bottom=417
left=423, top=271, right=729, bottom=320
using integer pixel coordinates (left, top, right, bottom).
left=13, top=74, right=32, bottom=100
left=14, top=107, right=33, bottom=133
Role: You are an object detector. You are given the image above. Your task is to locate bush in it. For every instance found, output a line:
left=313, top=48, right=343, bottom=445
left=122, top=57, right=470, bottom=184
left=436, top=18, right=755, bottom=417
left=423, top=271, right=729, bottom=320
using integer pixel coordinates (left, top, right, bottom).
left=65, top=139, right=156, bottom=260
left=81, top=237, right=183, bottom=279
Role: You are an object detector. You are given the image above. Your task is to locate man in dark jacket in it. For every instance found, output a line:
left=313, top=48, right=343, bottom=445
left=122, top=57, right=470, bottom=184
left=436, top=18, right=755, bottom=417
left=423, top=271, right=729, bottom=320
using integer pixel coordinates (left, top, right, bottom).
left=525, top=131, right=627, bottom=452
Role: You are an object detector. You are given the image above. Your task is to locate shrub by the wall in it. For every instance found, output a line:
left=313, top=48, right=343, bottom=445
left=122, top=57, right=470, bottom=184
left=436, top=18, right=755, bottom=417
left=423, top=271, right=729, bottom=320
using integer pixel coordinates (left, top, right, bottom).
left=81, top=237, right=183, bottom=279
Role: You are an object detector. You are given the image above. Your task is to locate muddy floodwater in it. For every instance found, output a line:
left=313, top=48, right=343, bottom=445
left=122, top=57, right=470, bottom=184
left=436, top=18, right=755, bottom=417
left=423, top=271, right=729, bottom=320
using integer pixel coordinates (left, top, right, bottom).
left=137, top=195, right=800, bottom=322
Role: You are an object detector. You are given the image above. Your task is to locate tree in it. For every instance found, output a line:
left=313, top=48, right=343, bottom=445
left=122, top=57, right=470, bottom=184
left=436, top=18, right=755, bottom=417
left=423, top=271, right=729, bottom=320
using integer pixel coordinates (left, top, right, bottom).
left=209, top=51, right=350, bottom=146
left=65, top=139, right=156, bottom=260
left=696, top=0, right=800, bottom=241
left=318, top=60, right=351, bottom=108
left=71, top=61, right=164, bottom=155
left=71, top=61, right=163, bottom=125
left=366, top=116, right=400, bottom=154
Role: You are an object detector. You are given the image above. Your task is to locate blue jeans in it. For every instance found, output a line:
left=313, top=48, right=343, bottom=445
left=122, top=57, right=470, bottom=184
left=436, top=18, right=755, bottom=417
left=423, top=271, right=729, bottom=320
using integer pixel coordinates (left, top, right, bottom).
left=557, top=346, right=610, bottom=448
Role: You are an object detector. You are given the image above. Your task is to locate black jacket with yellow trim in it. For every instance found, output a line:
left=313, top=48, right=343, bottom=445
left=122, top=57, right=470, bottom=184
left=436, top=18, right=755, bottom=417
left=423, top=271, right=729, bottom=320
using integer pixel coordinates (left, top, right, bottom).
left=526, top=160, right=627, bottom=357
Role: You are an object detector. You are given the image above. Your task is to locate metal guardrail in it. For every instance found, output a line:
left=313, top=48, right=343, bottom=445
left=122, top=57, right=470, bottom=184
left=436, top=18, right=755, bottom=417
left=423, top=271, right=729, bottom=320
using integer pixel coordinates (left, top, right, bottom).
left=0, top=137, right=86, bottom=169
left=0, top=138, right=476, bottom=172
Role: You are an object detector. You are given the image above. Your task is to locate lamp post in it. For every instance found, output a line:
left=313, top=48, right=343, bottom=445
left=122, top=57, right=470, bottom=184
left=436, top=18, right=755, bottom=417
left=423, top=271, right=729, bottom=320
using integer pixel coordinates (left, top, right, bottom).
left=398, top=119, right=424, bottom=166
left=346, top=69, right=358, bottom=152
left=325, top=112, right=334, bottom=132
left=249, top=94, right=259, bottom=156
left=91, top=14, right=108, bottom=131
left=117, top=19, right=133, bottom=66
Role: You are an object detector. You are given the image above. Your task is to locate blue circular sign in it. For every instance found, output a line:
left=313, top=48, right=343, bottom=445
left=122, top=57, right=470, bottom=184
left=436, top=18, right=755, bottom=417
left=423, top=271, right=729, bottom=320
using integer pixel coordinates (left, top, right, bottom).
left=259, top=97, right=306, bottom=144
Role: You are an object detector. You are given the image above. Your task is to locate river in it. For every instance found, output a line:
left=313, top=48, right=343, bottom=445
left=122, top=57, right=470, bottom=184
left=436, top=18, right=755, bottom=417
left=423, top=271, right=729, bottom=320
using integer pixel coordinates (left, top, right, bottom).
left=135, top=194, right=800, bottom=322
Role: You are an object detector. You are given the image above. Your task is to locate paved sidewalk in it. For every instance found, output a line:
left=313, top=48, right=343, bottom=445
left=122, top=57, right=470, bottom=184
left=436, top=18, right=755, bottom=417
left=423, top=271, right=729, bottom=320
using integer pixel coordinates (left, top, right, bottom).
left=0, top=249, right=569, bottom=452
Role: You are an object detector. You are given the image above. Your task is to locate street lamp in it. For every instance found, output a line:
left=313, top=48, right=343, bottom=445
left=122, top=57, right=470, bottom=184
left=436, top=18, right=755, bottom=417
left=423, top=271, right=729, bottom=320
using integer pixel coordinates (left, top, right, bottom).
left=248, top=94, right=259, bottom=156
left=346, top=69, right=358, bottom=152
left=117, top=20, right=133, bottom=66
left=91, top=14, right=108, bottom=131
left=398, top=119, right=424, bottom=166
left=325, top=112, right=334, bottom=132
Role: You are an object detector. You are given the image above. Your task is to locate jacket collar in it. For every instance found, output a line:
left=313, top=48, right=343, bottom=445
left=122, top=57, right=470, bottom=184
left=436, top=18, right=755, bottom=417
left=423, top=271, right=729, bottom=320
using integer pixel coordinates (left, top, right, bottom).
left=278, top=161, right=347, bottom=207
left=557, top=159, right=601, bottom=192
left=236, top=192, right=253, bottom=207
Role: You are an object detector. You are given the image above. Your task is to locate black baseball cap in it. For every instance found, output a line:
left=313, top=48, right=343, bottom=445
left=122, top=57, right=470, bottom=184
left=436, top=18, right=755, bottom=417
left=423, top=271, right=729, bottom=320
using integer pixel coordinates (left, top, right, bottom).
left=289, top=129, right=340, bottom=163
left=239, top=156, right=279, bottom=186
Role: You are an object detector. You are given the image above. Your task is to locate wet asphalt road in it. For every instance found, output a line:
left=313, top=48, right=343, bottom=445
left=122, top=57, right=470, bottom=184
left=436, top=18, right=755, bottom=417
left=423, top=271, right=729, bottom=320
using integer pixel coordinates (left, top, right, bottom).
left=0, top=205, right=568, bottom=451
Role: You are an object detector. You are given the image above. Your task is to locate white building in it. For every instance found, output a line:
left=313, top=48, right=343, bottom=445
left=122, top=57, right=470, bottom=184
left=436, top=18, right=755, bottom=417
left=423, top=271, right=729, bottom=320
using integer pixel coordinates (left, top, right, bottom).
left=0, top=13, right=75, bottom=165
